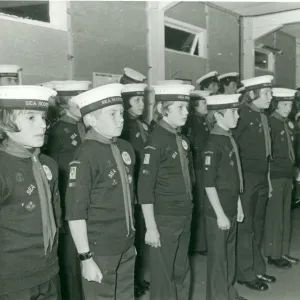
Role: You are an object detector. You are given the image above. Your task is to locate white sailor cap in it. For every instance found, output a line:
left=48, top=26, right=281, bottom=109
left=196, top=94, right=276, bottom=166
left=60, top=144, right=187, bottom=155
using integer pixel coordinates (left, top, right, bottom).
left=206, top=94, right=241, bottom=110
left=155, top=80, right=184, bottom=85
left=122, top=67, right=146, bottom=83
left=241, top=75, right=274, bottom=91
left=190, top=90, right=211, bottom=101
left=218, top=72, right=239, bottom=82
left=71, top=83, right=124, bottom=116
left=236, top=85, right=245, bottom=94
left=153, top=84, right=194, bottom=102
left=0, top=85, right=57, bottom=110
left=272, top=88, right=297, bottom=101
left=121, top=83, right=147, bottom=97
left=196, top=71, right=219, bottom=86
left=41, top=80, right=91, bottom=96
left=0, top=64, right=22, bottom=77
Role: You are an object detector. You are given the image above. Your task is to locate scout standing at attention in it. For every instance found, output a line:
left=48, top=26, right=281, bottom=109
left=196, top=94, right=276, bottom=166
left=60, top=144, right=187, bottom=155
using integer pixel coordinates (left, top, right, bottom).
left=46, top=81, right=91, bottom=300
left=149, top=80, right=185, bottom=132
left=65, top=83, right=136, bottom=300
left=121, top=83, right=150, bottom=297
left=233, top=75, right=275, bottom=291
left=182, top=90, right=211, bottom=256
left=203, top=94, right=246, bottom=300
left=138, top=83, right=194, bottom=300
left=264, top=88, right=299, bottom=268
left=218, top=72, right=239, bottom=95
left=0, top=86, right=61, bottom=299
left=0, top=64, right=22, bottom=85
left=120, top=67, right=146, bottom=84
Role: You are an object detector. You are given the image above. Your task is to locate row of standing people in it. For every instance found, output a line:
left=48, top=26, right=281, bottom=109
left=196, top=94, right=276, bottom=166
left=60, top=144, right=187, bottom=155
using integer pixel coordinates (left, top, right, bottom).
left=0, top=64, right=299, bottom=300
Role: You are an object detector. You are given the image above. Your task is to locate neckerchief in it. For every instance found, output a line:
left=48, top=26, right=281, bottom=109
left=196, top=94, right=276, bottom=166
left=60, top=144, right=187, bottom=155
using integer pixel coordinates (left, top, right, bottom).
left=211, top=125, right=244, bottom=193
left=271, top=111, right=295, bottom=163
left=247, top=103, right=272, bottom=159
left=85, top=129, right=135, bottom=236
left=158, top=119, right=192, bottom=199
left=0, top=139, right=56, bottom=254
left=60, top=114, right=86, bottom=142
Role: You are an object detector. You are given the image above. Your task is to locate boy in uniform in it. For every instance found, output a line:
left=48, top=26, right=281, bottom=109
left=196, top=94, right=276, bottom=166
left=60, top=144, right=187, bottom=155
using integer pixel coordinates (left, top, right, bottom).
left=0, top=64, right=22, bottom=85
left=218, top=72, right=239, bottom=95
left=182, top=90, right=211, bottom=256
left=264, top=88, right=299, bottom=268
left=196, top=71, right=219, bottom=95
left=233, top=75, right=276, bottom=291
left=120, top=67, right=146, bottom=84
left=121, top=83, right=150, bottom=296
left=138, top=83, right=195, bottom=300
left=65, top=83, right=136, bottom=300
left=0, top=85, right=61, bottom=299
left=203, top=94, right=246, bottom=300
left=46, top=81, right=91, bottom=300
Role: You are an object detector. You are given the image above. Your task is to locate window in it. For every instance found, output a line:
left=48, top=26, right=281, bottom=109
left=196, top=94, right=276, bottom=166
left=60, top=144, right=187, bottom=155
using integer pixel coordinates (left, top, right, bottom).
left=255, top=49, right=274, bottom=72
left=164, top=17, right=207, bottom=58
left=0, top=1, right=49, bottom=23
left=0, top=1, right=67, bottom=31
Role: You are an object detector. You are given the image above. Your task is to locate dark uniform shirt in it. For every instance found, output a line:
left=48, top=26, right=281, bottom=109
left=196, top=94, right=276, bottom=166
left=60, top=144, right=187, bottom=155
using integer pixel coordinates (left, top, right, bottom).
left=203, top=126, right=240, bottom=218
left=138, top=123, right=193, bottom=216
left=0, top=152, right=60, bottom=294
left=233, top=105, right=269, bottom=174
left=122, top=117, right=148, bottom=154
left=65, top=139, right=135, bottom=256
left=182, top=113, right=211, bottom=170
left=121, top=116, right=148, bottom=197
left=47, top=117, right=85, bottom=218
left=269, top=115, right=295, bottom=179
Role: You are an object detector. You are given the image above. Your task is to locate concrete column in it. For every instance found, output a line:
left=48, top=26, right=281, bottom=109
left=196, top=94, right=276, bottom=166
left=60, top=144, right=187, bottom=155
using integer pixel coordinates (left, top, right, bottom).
left=241, top=17, right=255, bottom=79
left=296, top=38, right=300, bottom=88
left=146, top=2, right=165, bottom=85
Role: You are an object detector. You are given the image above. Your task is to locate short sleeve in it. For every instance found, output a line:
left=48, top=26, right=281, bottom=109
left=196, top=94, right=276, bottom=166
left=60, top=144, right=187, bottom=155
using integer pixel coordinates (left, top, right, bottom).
left=137, top=141, right=160, bottom=204
left=65, top=150, right=94, bottom=221
left=203, top=140, right=220, bottom=188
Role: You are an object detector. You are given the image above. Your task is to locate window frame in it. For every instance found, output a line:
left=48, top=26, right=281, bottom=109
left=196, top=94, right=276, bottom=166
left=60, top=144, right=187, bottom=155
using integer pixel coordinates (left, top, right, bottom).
left=0, top=1, right=67, bottom=31
left=254, top=48, right=275, bottom=73
left=164, top=17, right=207, bottom=59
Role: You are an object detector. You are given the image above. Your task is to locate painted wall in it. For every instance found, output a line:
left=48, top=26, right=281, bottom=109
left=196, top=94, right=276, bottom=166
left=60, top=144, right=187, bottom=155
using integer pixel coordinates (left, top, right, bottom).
left=71, top=1, right=148, bottom=81
left=0, top=18, right=68, bottom=84
left=165, top=2, right=240, bottom=86
left=255, top=31, right=296, bottom=88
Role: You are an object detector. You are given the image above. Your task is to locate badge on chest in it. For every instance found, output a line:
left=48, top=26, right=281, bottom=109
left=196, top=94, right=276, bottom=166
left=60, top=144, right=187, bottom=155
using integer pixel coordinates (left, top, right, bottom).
left=70, top=133, right=78, bottom=146
left=43, top=165, right=53, bottom=181
left=122, top=151, right=131, bottom=165
left=182, top=140, right=188, bottom=150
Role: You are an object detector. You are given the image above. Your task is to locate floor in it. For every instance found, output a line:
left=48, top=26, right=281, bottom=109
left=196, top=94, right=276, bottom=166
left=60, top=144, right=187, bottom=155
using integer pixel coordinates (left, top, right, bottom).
left=138, top=207, right=300, bottom=300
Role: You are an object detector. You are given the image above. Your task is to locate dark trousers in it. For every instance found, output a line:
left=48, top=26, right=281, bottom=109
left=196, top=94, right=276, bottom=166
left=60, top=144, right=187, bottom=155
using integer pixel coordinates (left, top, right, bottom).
left=237, top=173, right=269, bottom=282
left=264, top=178, right=293, bottom=258
left=0, top=275, right=61, bottom=300
left=134, top=204, right=148, bottom=283
left=149, top=215, right=192, bottom=300
left=82, top=245, right=136, bottom=300
left=206, top=216, right=238, bottom=300
left=190, top=170, right=207, bottom=253
left=58, top=231, right=84, bottom=300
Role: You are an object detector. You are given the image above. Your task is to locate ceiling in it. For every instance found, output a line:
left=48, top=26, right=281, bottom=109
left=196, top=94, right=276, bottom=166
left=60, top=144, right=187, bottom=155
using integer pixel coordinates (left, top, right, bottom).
left=213, top=2, right=300, bottom=16
left=212, top=2, right=300, bottom=38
